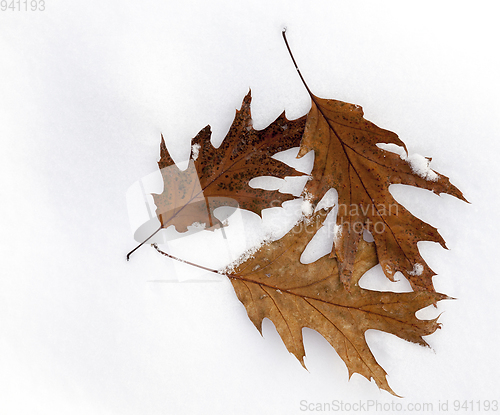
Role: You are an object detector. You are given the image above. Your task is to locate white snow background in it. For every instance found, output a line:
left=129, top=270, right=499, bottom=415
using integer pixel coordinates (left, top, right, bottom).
left=1, top=1, right=499, bottom=414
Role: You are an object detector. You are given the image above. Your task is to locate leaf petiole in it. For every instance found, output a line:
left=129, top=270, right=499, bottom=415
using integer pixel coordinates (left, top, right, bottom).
left=282, top=29, right=314, bottom=97
left=151, top=243, right=220, bottom=274
left=126, top=226, right=162, bottom=261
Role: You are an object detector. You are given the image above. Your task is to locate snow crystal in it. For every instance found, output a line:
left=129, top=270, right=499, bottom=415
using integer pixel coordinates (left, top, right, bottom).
left=407, top=262, right=424, bottom=276
left=301, top=199, right=314, bottom=216
left=219, top=213, right=311, bottom=275
left=376, top=142, right=439, bottom=181
left=190, top=221, right=206, bottom=229
left=191, top=143, right=201, bottom=161
left=219, top=237, right=271, bottom=275
left=404, top=154, right=438, bottom=181
left=300, top=191, right=316, bottom=216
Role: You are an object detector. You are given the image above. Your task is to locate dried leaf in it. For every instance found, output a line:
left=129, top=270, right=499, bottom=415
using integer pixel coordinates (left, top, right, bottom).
left=297, top=95, right=467, bottom=291
left=152, top=91, right=306, bottom=233
left=226, top=209, right=447, bottom=395
left=129, top=33, right=467, bottom=395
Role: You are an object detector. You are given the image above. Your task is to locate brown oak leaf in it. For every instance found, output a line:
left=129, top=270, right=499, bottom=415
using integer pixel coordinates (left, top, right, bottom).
left=226, top=209, right=447, bottom=395
left=152, top=91, right=307, bottom=233
left=296, top=94, right=467, bottom=292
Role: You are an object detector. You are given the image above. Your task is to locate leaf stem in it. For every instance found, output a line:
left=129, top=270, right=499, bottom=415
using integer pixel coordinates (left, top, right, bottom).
left=282, top=29, right=314, bottom=97
left=152, top=243, right=220, bottom=274
left=126, top=226, right=162, bottom=260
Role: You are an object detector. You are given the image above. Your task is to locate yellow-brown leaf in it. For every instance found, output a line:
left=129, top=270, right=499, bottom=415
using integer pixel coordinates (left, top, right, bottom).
left=226, top=209, right=447, bottom=395
left=298, top=95, right=466, bottom=291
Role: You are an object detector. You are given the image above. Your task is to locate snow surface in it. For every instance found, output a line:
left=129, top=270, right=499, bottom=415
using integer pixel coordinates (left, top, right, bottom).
left=1, top=1, right=500, bottom=414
